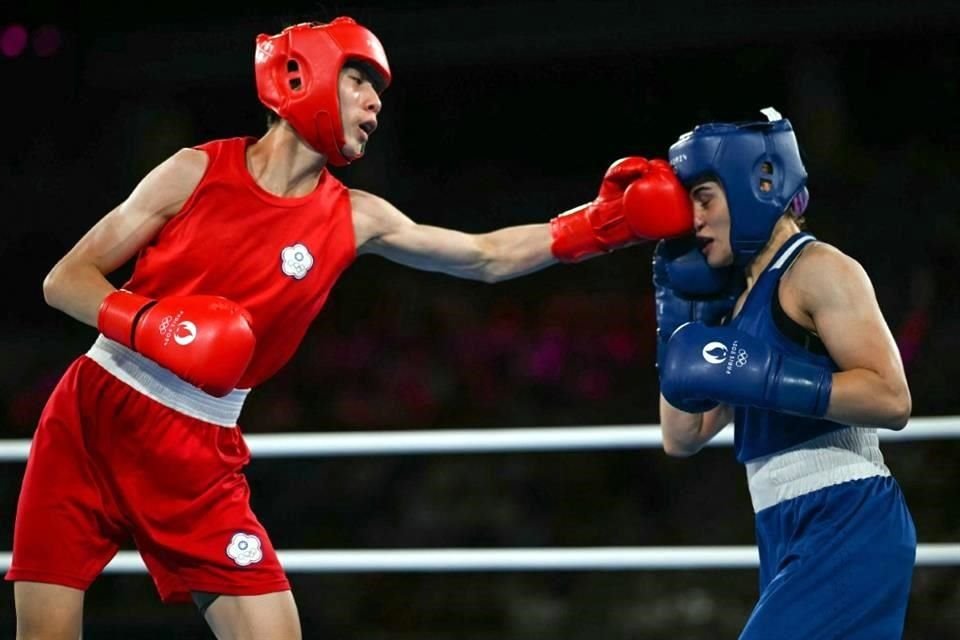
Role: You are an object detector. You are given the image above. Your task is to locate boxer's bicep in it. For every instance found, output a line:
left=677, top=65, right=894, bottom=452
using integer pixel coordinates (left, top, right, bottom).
left=43, top=148, right=208, bottom=326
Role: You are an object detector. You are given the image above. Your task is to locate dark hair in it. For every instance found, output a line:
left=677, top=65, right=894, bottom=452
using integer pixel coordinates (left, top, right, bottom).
left=344, top=60, right=388, bottom=94
left=265, top=109, right=280, bottom=129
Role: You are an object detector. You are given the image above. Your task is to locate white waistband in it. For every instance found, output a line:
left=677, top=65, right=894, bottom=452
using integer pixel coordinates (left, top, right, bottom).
left=744, top=428, right=890, bottom=513
left=86, top=335, right=250, bottom=427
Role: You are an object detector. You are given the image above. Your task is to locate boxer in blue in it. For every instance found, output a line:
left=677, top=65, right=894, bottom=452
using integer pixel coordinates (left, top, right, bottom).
left=655, top=108, right=916, bottom=639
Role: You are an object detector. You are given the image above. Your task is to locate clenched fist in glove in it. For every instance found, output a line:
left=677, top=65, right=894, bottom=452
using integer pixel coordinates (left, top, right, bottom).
left=550, top=157, right=693, bottom=262
left=660, top=322, right=833, bottom=418
left=653, top=237, right=745, bottom=367
left=98, top=290, right=256, bottom=397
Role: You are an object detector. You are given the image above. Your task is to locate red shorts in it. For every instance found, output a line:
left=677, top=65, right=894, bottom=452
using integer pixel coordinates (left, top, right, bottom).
left=5, top=355, right=290, bottom=603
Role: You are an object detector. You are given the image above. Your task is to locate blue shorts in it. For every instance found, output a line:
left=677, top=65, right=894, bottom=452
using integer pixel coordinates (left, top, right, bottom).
left=740, top=476, right=916, bottom=640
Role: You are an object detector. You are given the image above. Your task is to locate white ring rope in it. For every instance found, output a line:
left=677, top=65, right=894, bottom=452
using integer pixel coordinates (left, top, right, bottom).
left=1, top=416, right=955, bottom=573
left=0, top=416, right=955, bottom=461
left=0, top=545, right=958, bottom=573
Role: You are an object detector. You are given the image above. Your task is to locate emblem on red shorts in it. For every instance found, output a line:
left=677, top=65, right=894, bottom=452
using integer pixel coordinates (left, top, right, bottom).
left=281, top=243, right=315, bottom=280
left=226, top=532, right=264, bottom=567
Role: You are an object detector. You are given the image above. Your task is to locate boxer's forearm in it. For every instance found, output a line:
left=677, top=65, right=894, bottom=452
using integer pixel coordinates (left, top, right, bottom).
left=826, top=369, right=911, bottom=430
left=659, top=395, right=732, bottom=456
left=43, top=260, right=115, bottom=328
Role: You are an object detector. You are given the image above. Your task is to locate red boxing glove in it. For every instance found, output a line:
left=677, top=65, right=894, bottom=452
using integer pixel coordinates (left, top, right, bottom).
left=550, top=157, right=694, bottom=262
left=98, top=290, right=256, bottom=397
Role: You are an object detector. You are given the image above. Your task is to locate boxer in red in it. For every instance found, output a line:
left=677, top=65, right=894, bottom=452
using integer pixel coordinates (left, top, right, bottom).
left=7, top=17, right=693, bottom=639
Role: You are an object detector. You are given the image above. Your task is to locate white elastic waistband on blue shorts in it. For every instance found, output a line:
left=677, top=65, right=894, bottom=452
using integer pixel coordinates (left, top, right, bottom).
left=744, top=427, right=890, bottom=513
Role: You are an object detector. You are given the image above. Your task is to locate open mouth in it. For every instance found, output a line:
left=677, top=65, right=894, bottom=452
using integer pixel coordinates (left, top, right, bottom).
left=359, top=121, right=376, bottom=135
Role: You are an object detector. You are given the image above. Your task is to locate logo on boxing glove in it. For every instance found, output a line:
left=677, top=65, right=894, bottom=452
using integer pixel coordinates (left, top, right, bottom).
left=702, top=342, right=728, bottom=364
left=156, top=311, right=198, bottom=347
left=735, top=350, right=749, bottom=368
left=701, top=340, right=748, bottom=372
left=173, top=321, right=197, bottom=346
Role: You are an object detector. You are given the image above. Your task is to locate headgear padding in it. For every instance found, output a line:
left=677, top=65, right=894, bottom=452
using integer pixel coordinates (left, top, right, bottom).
left=255, top=17, right=391, bottom=166
left=668, top=109, right=808, bottom=265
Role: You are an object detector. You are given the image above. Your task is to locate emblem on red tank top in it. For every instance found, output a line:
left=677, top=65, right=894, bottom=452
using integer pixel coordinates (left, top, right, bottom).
left=280, top=243, right=315, bottom=280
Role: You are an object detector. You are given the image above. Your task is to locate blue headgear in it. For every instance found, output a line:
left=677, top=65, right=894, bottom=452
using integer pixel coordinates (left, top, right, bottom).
left=668, top=109, right=809, bottom=265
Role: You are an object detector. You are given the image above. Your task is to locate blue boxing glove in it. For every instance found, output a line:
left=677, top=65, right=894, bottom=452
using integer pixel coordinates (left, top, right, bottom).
left=661, top=323, right=833, bottom=417
left=653, top=237, right=744, bottom=370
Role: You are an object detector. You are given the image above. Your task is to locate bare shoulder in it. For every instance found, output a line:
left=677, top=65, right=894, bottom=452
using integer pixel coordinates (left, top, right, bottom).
left=129, top=147, right=211, bottom=219
left=786, top=240, right=875, bottom=311
left=348, top=188, right=391, bottom=217
left=790, top=241, right=870, bottom=284
left=164, top=147, right=210, bottom=179
left=142, top=147, right=209, bottom=189
left=348, top=188, right=412, bottom=249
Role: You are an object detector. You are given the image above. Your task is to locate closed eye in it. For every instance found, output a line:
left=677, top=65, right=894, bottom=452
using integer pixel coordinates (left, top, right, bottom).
left=691, top=185, right=715, bottom=209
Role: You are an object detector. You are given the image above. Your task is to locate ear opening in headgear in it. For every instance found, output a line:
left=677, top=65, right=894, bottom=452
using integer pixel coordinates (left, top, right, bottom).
left=287, top=59, right=303, bottom=91
left=759, top=161, right=774, bottom=193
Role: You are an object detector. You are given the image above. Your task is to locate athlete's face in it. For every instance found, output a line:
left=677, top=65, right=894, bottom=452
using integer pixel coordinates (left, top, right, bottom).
left=338, top=65, right=382, bottom=161
left=691, top=180, right=734, bottom=267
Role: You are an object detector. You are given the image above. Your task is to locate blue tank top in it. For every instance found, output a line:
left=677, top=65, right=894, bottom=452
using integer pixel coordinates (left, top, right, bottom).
left=730, top=233, right=845, bottom=462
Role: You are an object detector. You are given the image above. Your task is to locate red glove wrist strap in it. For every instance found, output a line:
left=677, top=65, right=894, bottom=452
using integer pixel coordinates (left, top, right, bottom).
left=550, top=208, right=606, bottom=263
left=97, top=290, right=154, bottom=350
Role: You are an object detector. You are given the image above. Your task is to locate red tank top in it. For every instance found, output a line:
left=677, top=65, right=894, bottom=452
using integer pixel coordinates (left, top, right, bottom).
left=123, top=137, right=356, bottom=388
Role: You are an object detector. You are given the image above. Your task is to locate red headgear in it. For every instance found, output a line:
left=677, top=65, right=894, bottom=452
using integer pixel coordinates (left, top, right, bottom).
left=254, top=17, right=391, bottom=166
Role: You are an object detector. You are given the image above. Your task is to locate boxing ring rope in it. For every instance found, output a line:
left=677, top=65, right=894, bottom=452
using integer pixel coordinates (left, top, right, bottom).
left=2, top=416, right=959, bottom=572
left=2, top=545, right=959, bottom=574
left=0, top=416, right=955, bottom=461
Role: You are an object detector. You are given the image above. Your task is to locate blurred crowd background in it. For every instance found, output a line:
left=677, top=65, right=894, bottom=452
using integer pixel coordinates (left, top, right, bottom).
left=2, top=1, right=960, bottom=637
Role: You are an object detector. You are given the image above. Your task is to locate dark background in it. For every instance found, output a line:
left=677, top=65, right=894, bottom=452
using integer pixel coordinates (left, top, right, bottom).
left=2, top=1, right=960, bottom=637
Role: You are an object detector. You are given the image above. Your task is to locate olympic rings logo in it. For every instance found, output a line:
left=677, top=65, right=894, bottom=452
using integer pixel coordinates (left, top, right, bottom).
left=157, top=315, right=174, bottom=335
left=735, top=349, right=749, bottom=368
